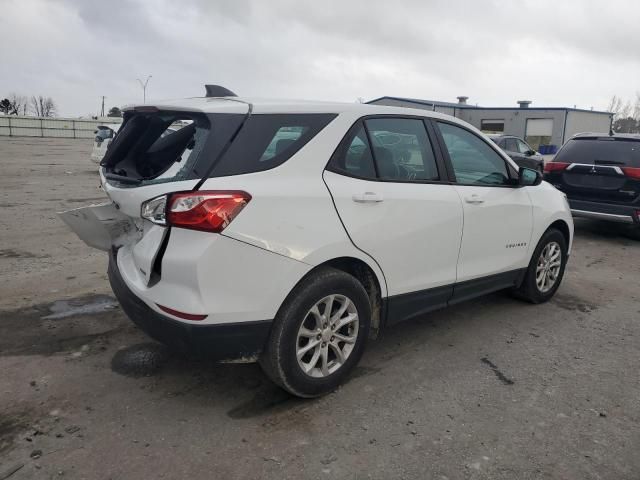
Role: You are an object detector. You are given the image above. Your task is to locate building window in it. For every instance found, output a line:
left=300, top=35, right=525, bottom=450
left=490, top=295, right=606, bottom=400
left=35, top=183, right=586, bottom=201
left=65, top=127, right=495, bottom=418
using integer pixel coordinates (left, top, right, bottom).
left=480, top=119, right=505, bottom=133
left=525, top=118, right=553, bottom=151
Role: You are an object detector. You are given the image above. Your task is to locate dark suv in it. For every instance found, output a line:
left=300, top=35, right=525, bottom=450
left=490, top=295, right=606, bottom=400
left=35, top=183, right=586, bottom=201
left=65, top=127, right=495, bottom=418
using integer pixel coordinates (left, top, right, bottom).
left=488, top=134, right=544, bottom=172
left=544, top=133, right=640, bottom=236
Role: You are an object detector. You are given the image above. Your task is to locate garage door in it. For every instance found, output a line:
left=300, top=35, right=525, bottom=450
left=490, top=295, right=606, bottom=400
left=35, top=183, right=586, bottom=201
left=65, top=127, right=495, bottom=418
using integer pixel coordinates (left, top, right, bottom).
left=525, top=119, right=553, bottom=150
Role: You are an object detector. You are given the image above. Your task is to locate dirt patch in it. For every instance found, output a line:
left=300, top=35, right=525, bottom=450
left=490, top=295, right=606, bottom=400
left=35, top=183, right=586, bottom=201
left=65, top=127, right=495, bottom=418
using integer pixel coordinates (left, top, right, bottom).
left=552, top=294, right=598, bottom=313
left=0, top=410, right=33, bottom=455
left=0, top=249, right=49, bottom=259
left=227, top=385, right=302, bottom=419
left=65, top=197, right=108, bottom=204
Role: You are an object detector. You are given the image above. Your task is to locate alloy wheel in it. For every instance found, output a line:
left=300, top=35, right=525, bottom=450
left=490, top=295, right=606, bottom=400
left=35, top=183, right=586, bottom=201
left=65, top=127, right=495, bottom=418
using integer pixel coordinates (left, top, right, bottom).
left=536, top=241, right=562, bottom=293
left=296, top=295, right=359, bottom=378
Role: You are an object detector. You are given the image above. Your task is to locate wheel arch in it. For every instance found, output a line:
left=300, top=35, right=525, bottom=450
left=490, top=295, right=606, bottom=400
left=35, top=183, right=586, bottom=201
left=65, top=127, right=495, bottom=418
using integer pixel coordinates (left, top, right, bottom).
left=284, top=256, right=386, bottom=337
left=548, top=219, right=571, bottom=248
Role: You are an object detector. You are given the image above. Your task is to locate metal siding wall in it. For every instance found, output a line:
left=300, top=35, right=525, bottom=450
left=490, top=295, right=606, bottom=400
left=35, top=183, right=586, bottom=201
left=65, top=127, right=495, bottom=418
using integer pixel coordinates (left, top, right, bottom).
left=564, top=111, right=612, bottom=139
left=460, top=109, right=566, bottom=146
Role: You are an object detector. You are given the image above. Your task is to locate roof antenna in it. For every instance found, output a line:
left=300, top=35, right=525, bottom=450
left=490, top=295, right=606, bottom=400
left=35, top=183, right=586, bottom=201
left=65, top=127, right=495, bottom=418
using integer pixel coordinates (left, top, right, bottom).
left=205, top=85, right=237, bottom=97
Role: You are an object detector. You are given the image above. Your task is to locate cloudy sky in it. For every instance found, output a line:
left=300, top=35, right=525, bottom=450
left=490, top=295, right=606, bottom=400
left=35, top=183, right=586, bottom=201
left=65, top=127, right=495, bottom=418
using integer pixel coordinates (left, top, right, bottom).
left=2, top=0, right=639, bottom=117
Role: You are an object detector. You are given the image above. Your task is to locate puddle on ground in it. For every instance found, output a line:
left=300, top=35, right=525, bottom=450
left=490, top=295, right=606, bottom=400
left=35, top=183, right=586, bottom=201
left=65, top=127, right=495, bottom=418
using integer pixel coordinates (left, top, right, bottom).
left=0, top=294, right=125, bottom=356
left=111, top=343, right=171, bottom=378
left=42, top=295, right=119, bottom=320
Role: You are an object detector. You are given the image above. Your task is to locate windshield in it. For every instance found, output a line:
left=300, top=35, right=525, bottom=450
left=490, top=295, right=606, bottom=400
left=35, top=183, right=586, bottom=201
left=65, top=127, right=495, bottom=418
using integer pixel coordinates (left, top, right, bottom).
left=555, top=138, right=640, bottom=167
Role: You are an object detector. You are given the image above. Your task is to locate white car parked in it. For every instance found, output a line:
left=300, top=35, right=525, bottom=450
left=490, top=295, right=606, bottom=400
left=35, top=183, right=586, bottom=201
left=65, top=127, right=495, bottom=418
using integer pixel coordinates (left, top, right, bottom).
left=62, top=86, right=573, bottom=397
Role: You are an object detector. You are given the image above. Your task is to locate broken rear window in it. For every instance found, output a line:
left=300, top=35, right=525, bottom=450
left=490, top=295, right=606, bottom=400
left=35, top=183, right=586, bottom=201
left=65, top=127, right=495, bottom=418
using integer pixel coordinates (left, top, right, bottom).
left=101, top=111, right=335, bottom=186
left=101, top=111, right=207, bottom=186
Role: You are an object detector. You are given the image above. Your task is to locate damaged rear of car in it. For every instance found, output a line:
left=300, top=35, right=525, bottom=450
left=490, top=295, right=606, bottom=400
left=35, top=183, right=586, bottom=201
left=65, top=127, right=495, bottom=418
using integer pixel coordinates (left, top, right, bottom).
left=60, top=94, right=337, bottom=363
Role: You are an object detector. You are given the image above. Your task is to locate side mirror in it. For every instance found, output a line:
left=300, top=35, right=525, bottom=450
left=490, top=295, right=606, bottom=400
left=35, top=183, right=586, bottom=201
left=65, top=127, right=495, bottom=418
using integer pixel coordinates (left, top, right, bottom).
left=519, top=167, right=542, bottom=186
left=525, top=150, right=536, bottom=156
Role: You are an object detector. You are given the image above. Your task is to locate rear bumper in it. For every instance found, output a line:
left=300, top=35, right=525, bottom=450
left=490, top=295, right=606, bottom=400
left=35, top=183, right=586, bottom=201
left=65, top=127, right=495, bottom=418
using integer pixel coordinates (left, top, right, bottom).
left=569, top=199, right=639, bottom=224
left=108, top=249, right=272, bottom=361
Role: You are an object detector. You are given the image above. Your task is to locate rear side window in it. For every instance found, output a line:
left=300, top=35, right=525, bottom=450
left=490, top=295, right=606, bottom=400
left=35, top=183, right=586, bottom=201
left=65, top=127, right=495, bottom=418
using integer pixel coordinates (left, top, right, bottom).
left=365, top=118, right=439, bottom=181
left=210, top=114, right=337, bottom=177
left=555, top=138, right=640, bottom=167
left=327, top=117, right=440, bottom=182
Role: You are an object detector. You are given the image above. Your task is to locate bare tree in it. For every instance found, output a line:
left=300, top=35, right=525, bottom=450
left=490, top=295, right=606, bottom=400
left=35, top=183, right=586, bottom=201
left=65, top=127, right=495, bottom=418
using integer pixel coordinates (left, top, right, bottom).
left=609, top=94, right=640, bottom=134
left=607, top=95, right=632, bottom=120
left=30, top=95, right=57, bottom=117
left=8, top=93, right=28, bottom=115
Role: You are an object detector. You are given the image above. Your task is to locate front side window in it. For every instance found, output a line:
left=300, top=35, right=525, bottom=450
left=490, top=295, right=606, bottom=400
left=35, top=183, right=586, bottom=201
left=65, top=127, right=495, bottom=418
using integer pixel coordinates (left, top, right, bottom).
left=516, top=139, right=532, bottom=154
left=504, top=138, right=518, bottom=152
left=365, top=118, right=439, bottom=181
left=437, top=122, right=510, bottom=186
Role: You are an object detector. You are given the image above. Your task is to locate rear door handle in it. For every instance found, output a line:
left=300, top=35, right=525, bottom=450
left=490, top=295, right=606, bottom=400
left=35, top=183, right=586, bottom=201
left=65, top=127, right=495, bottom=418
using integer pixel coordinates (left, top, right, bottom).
left=464, top=195, right=484, bottom=205
left=352, top=192, right=384, bottom=203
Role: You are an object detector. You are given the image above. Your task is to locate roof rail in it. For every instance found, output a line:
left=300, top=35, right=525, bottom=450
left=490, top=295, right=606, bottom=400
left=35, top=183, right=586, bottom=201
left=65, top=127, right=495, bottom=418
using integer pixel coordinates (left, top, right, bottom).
left=204, top=85, right=237, bottom=97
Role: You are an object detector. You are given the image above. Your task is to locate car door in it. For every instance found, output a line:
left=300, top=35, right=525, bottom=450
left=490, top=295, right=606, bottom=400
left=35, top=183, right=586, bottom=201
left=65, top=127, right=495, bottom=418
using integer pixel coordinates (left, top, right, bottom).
left=324, top=117, right=463, bottom=323
left=433, top=121, right=533, bottom=297
left=515, top=138, right=543, bottom=171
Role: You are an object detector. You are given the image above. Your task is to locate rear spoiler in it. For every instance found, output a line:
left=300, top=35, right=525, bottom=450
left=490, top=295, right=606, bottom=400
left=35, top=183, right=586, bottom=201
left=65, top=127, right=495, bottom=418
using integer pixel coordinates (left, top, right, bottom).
left=205, top=85, right=237, bottom=97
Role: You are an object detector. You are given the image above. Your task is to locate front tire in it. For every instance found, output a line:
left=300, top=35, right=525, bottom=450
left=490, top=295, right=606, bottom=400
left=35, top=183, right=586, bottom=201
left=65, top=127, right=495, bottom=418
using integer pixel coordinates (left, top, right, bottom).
left=259, top=267, right=371, bottom=398
left=511, top=228, right=568, bottom=303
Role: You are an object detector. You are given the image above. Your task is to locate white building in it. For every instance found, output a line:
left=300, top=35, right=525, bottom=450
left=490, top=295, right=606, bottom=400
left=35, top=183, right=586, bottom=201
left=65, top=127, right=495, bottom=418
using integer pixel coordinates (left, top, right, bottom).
left=367, top=96, right=613, bottom=153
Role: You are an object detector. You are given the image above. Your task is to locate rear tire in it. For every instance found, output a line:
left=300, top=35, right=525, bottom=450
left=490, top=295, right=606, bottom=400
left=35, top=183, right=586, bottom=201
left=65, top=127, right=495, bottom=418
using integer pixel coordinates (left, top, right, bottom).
left=511, top=228, right=567, bottom=304
left=259, top=267, right=371, bottom=398
left=624, top=225, right=640, bottom=241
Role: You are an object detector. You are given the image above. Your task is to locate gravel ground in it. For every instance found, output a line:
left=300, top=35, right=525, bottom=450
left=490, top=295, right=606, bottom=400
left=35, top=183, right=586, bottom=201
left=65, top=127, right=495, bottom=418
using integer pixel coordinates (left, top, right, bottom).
left=1, top=137, right=639, bottom=480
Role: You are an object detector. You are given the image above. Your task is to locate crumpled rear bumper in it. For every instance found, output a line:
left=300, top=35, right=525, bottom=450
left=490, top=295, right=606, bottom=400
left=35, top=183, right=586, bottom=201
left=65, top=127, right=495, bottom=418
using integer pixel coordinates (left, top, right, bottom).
left=108, top=249, right=272, bottom=362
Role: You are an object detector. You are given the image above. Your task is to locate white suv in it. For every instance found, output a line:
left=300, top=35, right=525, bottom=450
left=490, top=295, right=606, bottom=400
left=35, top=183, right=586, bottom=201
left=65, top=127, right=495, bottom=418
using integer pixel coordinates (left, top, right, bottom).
left=62, top=87, right=573, bottom=397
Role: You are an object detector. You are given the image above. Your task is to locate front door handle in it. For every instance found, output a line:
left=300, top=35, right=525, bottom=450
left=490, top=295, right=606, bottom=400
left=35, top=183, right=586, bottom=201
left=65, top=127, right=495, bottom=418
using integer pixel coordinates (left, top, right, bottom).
left=352, top=192, right=384, bottom=203
left=464, top=195, right=484, bottom=205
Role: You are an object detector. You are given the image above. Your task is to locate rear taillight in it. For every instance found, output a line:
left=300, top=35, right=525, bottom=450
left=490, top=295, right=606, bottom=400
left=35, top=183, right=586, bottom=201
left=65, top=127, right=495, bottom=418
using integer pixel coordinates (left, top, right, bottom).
left=544, top=162, right=569, bottom=173
left=166, top=191, right=251, bottom=232
left=141, top=191, right=251, bottom=232
left=622, top=167, right=640, bottom=180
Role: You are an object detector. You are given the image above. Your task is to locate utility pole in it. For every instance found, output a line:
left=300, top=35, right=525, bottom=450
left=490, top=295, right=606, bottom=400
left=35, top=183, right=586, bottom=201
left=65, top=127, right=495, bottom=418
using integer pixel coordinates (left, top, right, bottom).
left=100, top=96, right=105, bottom=117
left=137, top=75, right=152, bottom=104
